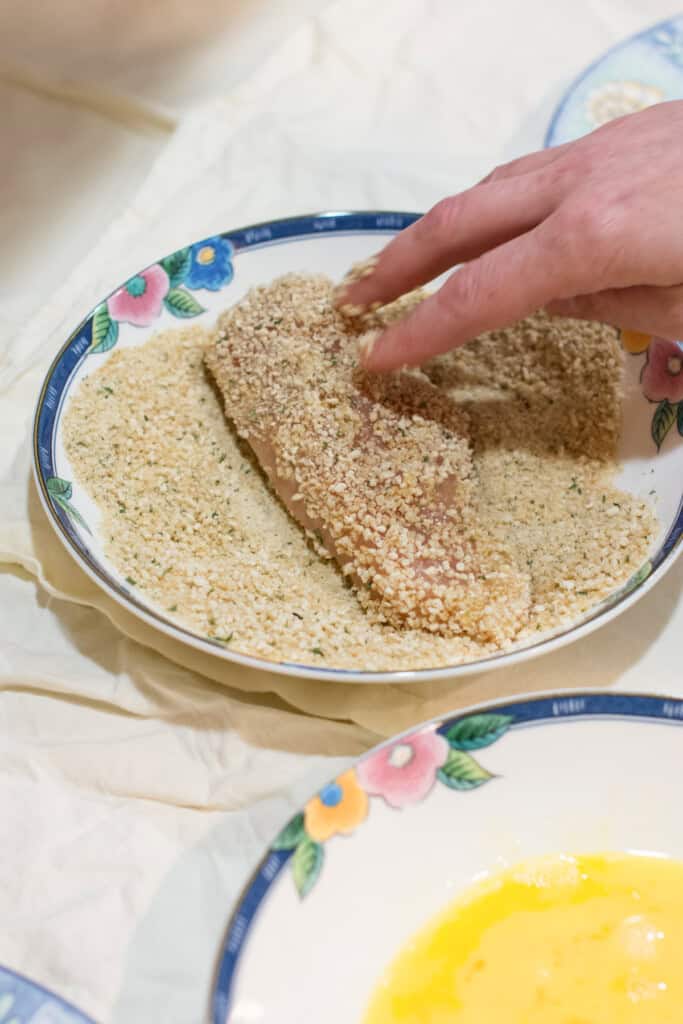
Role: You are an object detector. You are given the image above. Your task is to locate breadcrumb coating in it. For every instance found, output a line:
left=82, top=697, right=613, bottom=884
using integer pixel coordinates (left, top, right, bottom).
left=205, top=274, right=530, bottom=642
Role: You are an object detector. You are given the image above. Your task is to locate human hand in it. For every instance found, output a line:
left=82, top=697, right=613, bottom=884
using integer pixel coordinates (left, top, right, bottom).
left=336, top=101, right=683, bottom=371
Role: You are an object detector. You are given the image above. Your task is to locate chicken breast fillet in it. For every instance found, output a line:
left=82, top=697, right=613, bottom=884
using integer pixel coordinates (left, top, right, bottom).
left=204, top=274, right=530, bottom=642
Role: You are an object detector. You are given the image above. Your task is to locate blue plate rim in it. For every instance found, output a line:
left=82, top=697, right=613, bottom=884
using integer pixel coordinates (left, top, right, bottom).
left=210, top=689, right=683, bottom=1023
left=0, top=962, right=95, bottom=1022
left=32, top=210, right=683, bottom=684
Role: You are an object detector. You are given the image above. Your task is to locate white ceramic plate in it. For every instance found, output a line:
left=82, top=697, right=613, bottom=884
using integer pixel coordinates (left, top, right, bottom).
left=33, top=212, right=683, bottom=683
left=213, top=691, right=683, bottom=1022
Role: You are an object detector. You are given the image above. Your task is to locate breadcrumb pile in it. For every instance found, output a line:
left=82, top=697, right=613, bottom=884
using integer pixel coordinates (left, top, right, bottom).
left=61, top=280, right=657, bottom=671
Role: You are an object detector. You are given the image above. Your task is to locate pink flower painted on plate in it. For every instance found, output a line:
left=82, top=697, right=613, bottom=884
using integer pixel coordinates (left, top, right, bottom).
left=356, top=728, right=449, bottom=809
left=640, top=337, right=683, bottom=404
left=107, top=264, right=170, bottom=326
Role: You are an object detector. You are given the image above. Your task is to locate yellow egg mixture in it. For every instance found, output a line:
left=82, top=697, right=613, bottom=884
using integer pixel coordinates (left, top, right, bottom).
left=364, top=854, right=683, bottom=1022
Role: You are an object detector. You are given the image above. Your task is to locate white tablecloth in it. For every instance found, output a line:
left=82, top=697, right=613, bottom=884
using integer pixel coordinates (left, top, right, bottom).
left=1, top=1, right=681, bottom=1020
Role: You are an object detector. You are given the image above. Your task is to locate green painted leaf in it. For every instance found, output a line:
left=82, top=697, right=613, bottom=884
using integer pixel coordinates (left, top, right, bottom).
left=46, top=476, right=72, bottom=500
left=272, top=813, right=306, bottom=851
left=631, top=560, right=653, bottom=586
left=53, top=494, right=92, bottom=535
left=652, top=399, right=676, bottom=451
left=161, top=248, right=192, bottom=287
left=90, top=303, right=119, bottom=353
left=622, top=559, right=653, bottom=596
left=678, top=402, right=683, bottom=438
left=164, top=287, right=205, bottom=318
left=291, top=837, right=323, bottom=898
left=444, top=713, right=513, bottom=751
left=437, top=749, right=493, bottom=790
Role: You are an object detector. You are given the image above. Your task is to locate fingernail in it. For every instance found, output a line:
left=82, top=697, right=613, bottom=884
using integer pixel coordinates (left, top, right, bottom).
left=337, top=300, right=369, bottom=318
left=334, top=253, right=380, bottom=308
left=358, top=329, right=380, bottom=366
left=343, top=254, right=379, bottom=287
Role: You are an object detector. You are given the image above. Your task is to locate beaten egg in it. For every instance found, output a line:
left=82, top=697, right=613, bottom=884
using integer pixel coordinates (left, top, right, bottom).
left=364, top=853, right=683, bottom=1022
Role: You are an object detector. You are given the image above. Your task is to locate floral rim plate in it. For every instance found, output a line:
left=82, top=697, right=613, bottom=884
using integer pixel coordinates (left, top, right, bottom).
left=213, top=690, right=683, bottom=1022
left=33, top=211, right=683, bottom=684
left=546, top=13, right=683, bottom=146
left=0, top=964, right=93, bottom=1024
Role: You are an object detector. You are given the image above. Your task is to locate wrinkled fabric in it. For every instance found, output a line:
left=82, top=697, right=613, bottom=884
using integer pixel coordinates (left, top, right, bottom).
left=0, top=0, right=681, bottom=1020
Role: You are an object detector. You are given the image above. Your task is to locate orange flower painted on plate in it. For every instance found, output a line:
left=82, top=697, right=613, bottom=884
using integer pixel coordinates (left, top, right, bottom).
left=621, top=329, right=652, bottom=354
left=304, top=770, right=368, bottom=842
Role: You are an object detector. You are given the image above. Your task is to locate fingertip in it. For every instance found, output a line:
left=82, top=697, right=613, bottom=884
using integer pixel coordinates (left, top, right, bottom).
left=333, top=284, right=374, bottom=319
left=362, top=293, right=458, bottom=372
left=359, top=327, right=401, bottom=373
left=360, top=324, right=425, bottom=373
left=357, top=328, right=380, bottom=367
left=334, top=254, right=381, bottom=310
left=336, top=296, right=371, bottom=318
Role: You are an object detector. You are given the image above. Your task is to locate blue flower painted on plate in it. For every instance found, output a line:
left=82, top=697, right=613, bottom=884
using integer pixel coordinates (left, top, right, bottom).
left=653, top=24, right=683, bottom=68
left=185, top=237, right=234, bottom=292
